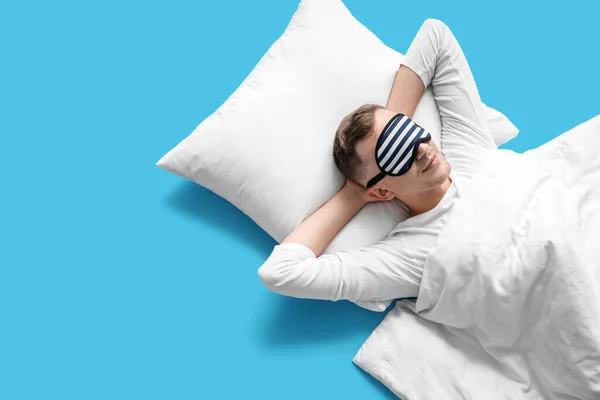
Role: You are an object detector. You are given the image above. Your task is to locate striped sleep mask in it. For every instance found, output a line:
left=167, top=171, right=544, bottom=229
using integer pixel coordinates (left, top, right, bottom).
left=366, top=113, right=432, bottom=189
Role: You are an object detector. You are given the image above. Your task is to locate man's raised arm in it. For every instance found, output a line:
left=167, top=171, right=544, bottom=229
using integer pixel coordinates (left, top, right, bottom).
left=385, top=57, right=425, bottom=117
left=397, top=18, right=496, bottom=150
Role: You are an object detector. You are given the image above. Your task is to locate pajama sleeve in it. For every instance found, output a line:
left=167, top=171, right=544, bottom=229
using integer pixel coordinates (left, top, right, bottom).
left=257, top=240, right=422, bottom=305
left=401, top=18, right=497, bottom=152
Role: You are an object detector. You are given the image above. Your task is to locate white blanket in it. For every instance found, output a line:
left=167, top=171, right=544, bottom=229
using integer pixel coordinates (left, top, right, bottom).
left=354, top=115, right=600, bottom=400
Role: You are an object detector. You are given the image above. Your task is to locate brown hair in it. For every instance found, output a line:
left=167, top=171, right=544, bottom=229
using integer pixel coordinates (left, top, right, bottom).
left=333, top=103, right=383, bottom=187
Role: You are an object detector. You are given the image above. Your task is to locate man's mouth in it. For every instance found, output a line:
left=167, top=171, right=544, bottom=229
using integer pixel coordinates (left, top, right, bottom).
left=422, top=152, right=438, bottom=173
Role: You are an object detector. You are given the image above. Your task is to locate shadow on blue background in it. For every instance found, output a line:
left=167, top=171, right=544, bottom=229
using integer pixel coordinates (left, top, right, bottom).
left=257, top=294, right=390, bottom=348
left=163, top=182, right=275, bottom=255
left=1, top=0, right=598, bottom=399
left=163, top=182, right=389, bottom=343
left=162, top=180, right=394, bottom=396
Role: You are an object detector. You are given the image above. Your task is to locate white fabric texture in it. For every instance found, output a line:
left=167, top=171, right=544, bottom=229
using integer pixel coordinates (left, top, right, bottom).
left=354, top=114, right=600, bottom=399
left=258, top=18, right=498, bottom=308
left=156, top=0, right=518, bottom=311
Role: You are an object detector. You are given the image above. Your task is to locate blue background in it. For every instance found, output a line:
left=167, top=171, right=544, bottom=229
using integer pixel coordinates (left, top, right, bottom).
left=1, top=0, right=598, bottom=399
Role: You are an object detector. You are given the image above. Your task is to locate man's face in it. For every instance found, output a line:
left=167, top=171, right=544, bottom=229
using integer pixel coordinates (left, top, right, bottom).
left=355, top=108, right=451, bottom=199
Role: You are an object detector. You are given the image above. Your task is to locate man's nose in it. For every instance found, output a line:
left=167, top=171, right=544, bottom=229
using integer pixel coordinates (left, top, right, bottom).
left=415, top=142, right=430, bottom=160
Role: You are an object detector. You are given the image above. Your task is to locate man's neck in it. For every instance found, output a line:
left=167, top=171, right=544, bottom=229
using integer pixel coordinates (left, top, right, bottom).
left=403, top=176, right=453, bottom=217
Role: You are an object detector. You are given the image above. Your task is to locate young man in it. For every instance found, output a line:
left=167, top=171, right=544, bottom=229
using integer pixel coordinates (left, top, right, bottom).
left=257, top=18, right=497, bottom=304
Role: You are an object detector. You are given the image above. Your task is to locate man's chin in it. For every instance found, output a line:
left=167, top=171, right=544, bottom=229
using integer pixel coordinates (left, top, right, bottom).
left=438, top=163, right=451, bottom=183
left=431, top=170, right=450, bottom=188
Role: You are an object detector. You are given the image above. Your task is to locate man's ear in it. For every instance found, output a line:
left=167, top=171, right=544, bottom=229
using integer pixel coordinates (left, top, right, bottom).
left=367, top=186, right=395, bottom=201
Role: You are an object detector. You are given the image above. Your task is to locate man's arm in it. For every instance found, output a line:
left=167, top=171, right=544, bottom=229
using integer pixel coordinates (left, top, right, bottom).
left=280, top=179, right=368, bottom=258
left=399, top=19, right=496, bottom=151
left=257, top=181, right=420, bottom=304
left=385, top=64, right=425, bottom=118
left=257, top=233, right=421, bottom=303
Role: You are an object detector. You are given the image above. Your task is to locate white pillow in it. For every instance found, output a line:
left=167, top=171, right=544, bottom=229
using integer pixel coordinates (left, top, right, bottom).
left=157, top=0, right=518, bottom=309
left=484, top=107, right=519, bottom=147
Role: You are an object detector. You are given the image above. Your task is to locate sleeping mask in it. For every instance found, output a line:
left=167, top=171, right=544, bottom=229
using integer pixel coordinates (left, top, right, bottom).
left=366, top=113, right=432, bottom=189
